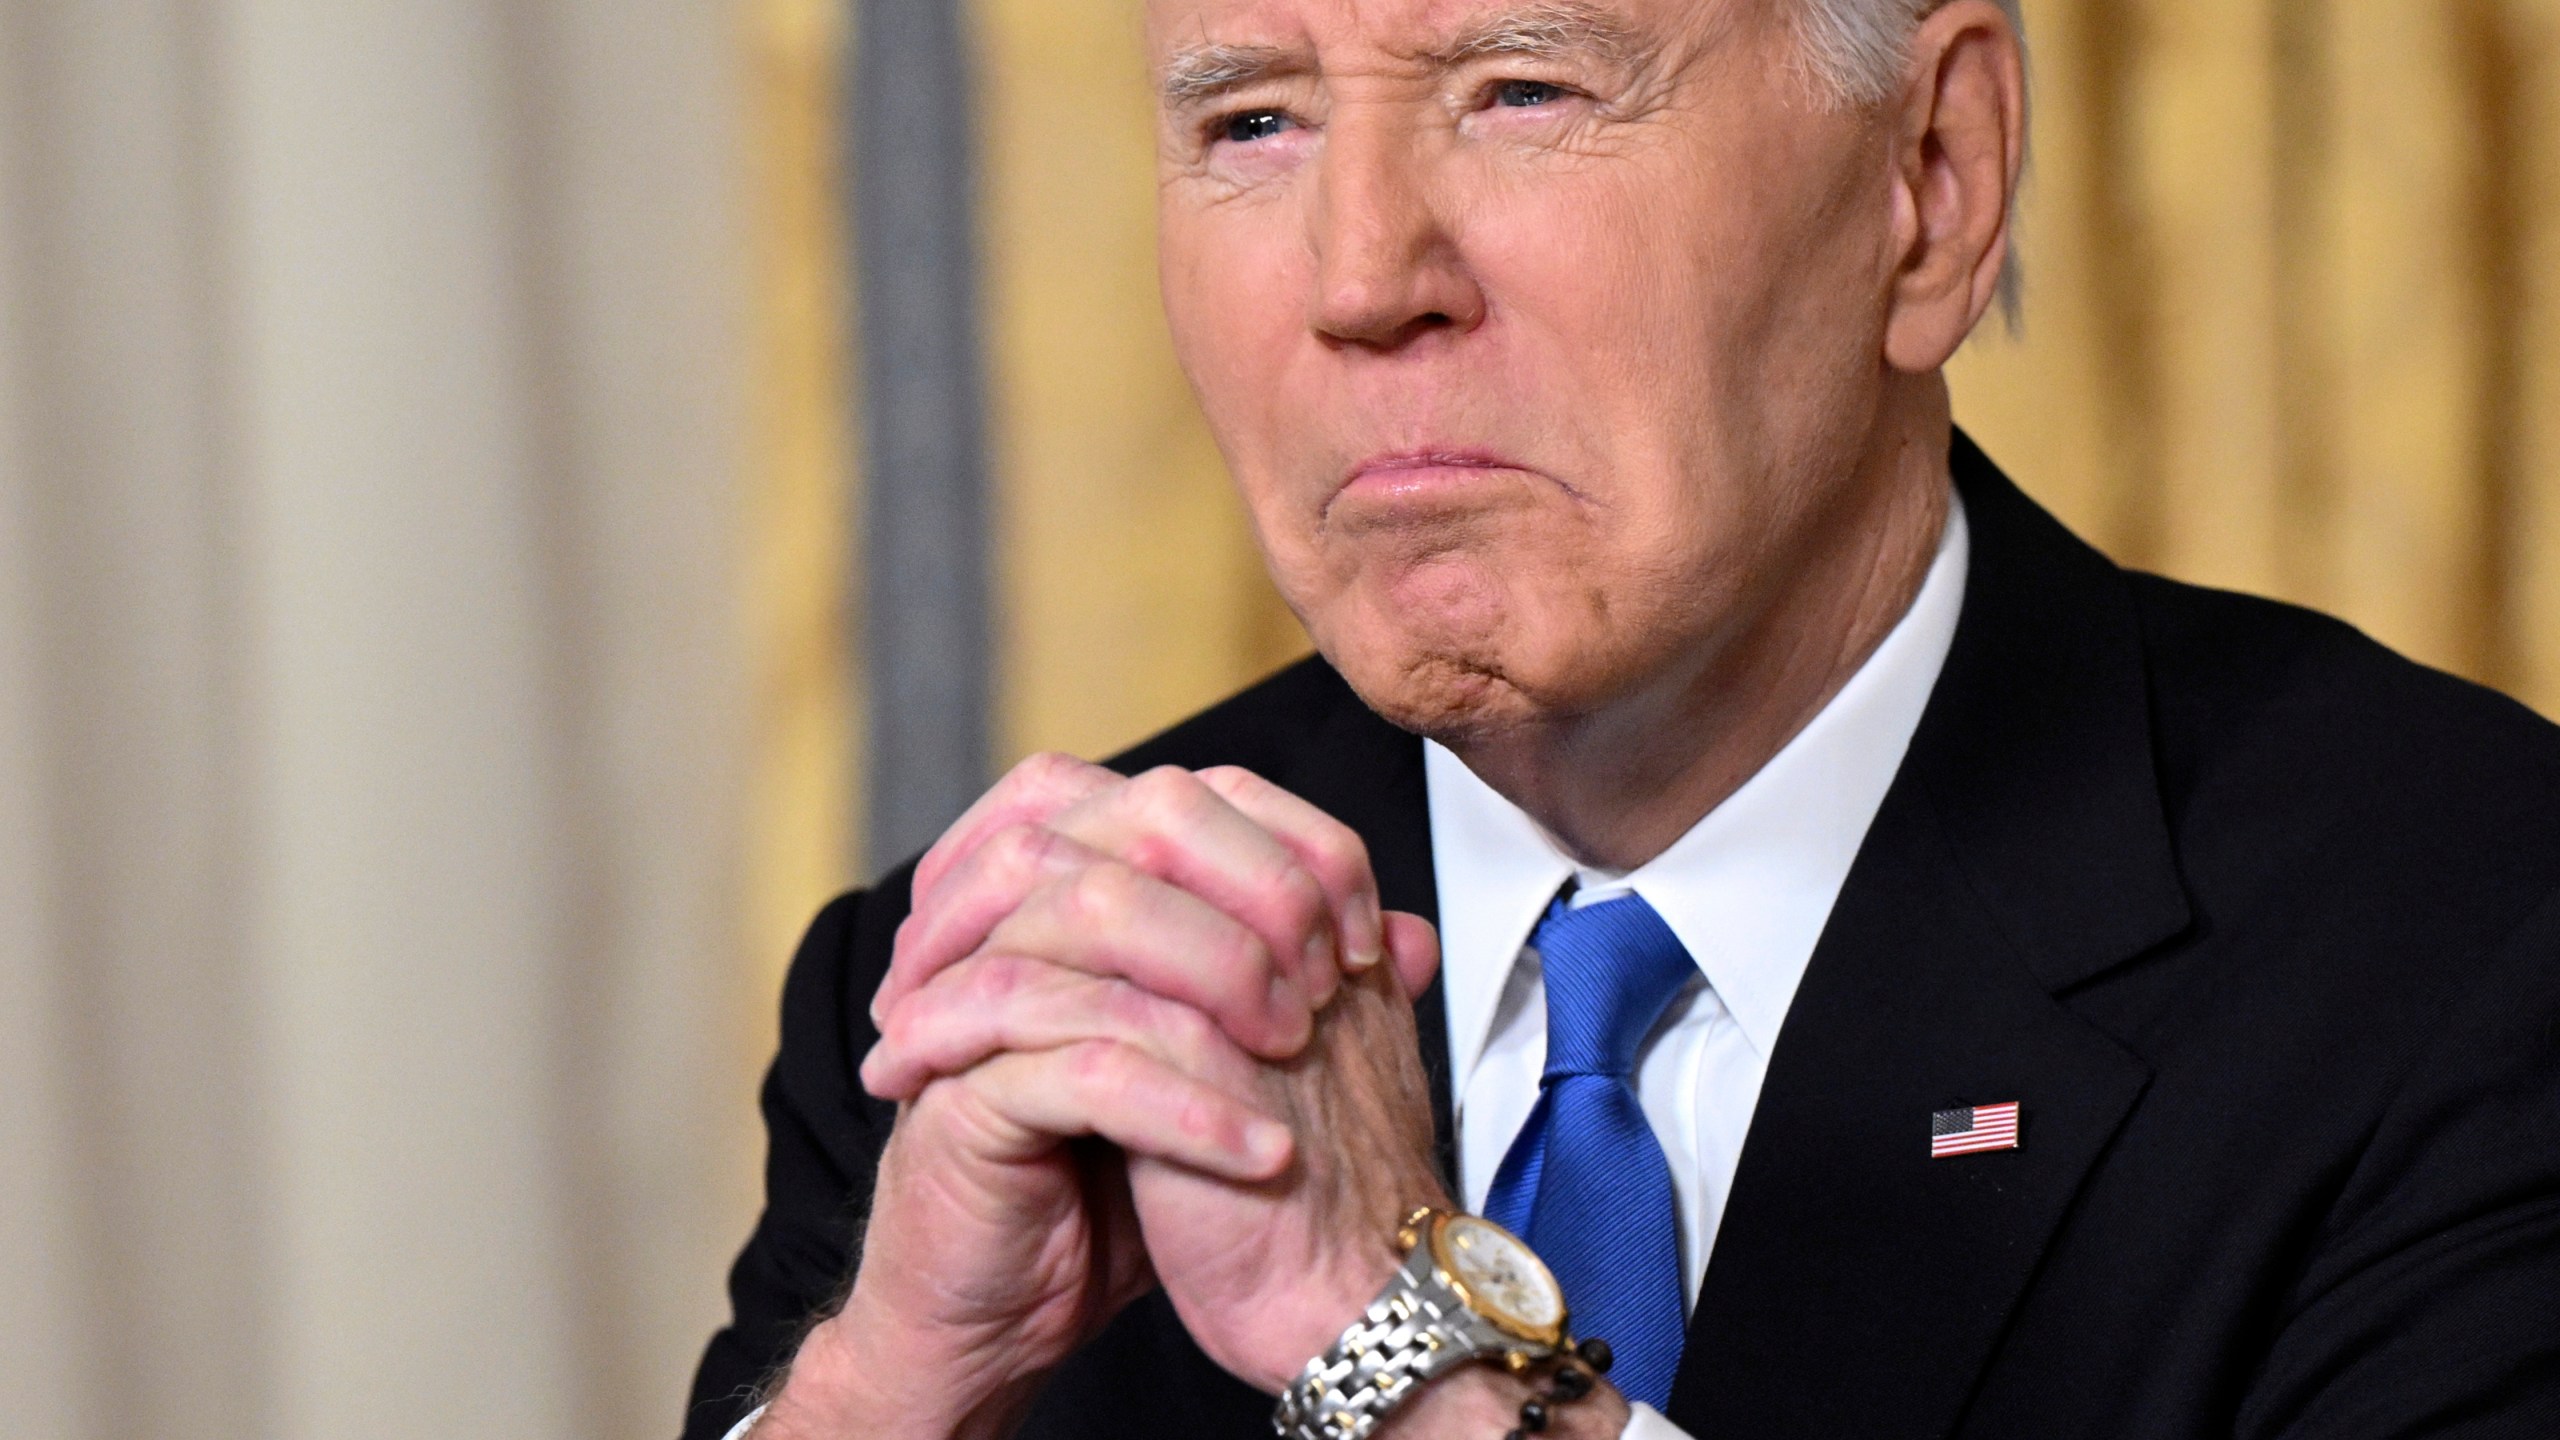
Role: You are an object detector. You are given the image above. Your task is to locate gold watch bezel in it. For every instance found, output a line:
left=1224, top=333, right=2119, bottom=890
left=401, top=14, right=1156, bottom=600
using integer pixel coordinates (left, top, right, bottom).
left=1417, top=1209, right=1568, bottom=1347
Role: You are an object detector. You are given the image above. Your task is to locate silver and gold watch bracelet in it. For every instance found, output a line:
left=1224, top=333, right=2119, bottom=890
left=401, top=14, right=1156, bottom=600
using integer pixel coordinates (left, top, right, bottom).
left=1271, top=1211, right=1612, bottom=1440
left=1272, top=1237, right=1471, bottom=1440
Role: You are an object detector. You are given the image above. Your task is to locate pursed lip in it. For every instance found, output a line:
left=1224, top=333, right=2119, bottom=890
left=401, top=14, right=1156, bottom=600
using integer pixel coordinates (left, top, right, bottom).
left=1328, top=448, right=1534, bottom=519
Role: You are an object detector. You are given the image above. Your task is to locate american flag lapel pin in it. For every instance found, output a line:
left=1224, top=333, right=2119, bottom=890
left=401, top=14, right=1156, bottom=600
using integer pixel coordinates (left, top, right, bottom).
left=1931, top=1101, right=2022, bottom=1158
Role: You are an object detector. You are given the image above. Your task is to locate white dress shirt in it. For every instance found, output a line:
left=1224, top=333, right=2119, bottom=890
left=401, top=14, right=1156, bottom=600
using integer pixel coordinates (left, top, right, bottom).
left=1428, top=497, right=1968, bottom=1438
left=727, top=499, right=1966, bottom=1440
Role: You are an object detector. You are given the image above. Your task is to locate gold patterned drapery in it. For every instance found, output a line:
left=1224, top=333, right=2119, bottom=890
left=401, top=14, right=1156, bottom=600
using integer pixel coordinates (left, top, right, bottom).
left=1950, top=0, right=2560, bottom=712
left=749, top=0, right=2560, bottom=915
left=744, top=0, right=862, bottom=990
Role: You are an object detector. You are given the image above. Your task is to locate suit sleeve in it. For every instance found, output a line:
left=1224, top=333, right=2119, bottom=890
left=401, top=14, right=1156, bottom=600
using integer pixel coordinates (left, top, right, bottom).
left=682, top=880, right=908, bottom=1440
left=2239, top=891, right=2560, bottom=1439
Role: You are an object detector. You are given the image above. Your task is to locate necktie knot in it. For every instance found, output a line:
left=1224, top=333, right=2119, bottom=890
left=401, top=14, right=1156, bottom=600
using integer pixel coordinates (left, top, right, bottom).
left=1529, top=893, right=1696, bottom=1080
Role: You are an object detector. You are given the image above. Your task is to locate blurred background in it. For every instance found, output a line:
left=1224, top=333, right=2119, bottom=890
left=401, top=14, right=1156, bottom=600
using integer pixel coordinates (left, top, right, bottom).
left=0, top=1, right=2553, bottom=1437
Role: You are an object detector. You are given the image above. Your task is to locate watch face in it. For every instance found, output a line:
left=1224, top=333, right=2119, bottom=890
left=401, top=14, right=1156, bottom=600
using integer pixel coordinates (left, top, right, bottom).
left=1436, top=1215, right=1565, bottom=1340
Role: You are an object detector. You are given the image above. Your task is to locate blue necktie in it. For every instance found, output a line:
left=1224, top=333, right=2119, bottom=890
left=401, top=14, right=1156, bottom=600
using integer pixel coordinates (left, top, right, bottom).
left=1483, top=893, right=1694, bottom=1410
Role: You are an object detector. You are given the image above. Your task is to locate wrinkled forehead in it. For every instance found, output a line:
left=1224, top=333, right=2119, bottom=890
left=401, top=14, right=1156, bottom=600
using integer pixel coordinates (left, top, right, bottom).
left=1143, top=0, right=1747, bottom=84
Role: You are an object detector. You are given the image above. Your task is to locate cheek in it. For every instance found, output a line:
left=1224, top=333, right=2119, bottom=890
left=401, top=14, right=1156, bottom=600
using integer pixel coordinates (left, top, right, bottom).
left=1159, top=198, right=1326, bottom=528
left=1161, top=207, right=1306, bottom=416
left=1459, top=168, right=1753, bottom=476
left=1457, top=128, right=1893, bottom=511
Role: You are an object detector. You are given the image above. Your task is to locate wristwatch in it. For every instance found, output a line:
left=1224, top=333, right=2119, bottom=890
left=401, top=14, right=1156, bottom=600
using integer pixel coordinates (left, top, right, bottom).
left=1272, top=1207, right=1570, bottom=1440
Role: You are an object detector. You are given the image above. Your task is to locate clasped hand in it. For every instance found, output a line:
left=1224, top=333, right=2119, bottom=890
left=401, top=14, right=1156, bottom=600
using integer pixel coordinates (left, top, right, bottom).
left=756, top=754, right=1454, bottom=1440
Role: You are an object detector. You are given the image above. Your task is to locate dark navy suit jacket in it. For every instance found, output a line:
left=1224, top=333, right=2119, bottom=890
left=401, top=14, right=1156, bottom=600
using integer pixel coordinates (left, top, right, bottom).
left=686, top=435, right=2560, bottom=1439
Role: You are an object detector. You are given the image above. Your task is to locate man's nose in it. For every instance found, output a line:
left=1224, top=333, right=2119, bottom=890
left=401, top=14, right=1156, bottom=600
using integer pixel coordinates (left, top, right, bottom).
left=1307, top=123, right=1485, bottom=349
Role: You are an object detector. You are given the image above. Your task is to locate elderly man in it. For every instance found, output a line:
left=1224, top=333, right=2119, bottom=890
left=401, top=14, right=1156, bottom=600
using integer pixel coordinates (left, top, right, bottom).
left=686, top=0, right=2560, bottom=1436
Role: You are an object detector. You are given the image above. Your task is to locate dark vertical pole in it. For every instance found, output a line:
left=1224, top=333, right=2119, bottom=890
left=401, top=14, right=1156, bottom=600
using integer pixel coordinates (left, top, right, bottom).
left=850, top=0, right=992, bottom=867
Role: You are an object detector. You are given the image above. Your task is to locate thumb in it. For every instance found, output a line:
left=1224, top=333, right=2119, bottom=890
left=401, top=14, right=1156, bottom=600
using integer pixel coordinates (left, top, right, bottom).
left=1382, top=911, right=1441, bottom=1001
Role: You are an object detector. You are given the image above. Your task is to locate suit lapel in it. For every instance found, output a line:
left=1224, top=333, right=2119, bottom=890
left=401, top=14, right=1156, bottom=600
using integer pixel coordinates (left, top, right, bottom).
left=1664, top=778, right=2154, bottom=1437
left=1666, top=437, right=2189, bottom=1437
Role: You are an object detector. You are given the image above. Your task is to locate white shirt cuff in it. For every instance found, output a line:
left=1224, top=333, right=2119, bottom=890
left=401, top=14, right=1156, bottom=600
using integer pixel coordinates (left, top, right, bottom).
left=1622, top=1400, right=1697, bottom=1440
left=721, top=1404, right=765, bottom=1440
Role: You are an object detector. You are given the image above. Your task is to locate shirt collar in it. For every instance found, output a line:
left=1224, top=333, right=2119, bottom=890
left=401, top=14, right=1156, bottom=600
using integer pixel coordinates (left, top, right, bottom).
left=1427, top=494, right=1971, bottom=1081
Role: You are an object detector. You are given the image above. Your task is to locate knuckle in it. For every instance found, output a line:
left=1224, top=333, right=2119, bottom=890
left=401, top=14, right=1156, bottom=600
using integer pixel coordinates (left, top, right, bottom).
left=1011, top=750, right=1087, bottom=793
left=1237, top=861, right=1326, bottom=955
left=1103, top=978, right=1159, bottom=1030
left=1121, top=828, right=1182, bottom=880
left=1307, top=820, right=1371, bottom=893
left=1065, top=1039, right=1130, bottom=1094
left=984, top=821, right=1058, bottom=883
left=1197, top=764, right=1259, bottom=795
left=1270, top=865, right=1328, bottom=934
left=1173, top=1090, right=1221, bottom=1141
left=964, top=954, right=1029, bottom=1009
left=1128, top=765, right=1208, bottom=822
left=1062, top=861, right=1141, bottom=928
left=1210, top=925, right=1280, bottom=992
left=876, top=988, right=942, bottom=1051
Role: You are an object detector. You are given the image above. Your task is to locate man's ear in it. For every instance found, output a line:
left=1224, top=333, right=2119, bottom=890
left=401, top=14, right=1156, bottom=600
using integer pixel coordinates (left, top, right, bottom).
left=1880, top=0, right=2027, bottom=373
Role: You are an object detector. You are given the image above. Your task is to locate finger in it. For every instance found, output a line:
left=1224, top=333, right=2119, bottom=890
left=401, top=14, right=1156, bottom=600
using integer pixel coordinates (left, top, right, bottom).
left=1050, top=765, right=1341, bottom=1008
left=975, top=859, right=1314, bottom=1057
left=1382, top=910, right=1441, bottom=1001
left=910, top=751, right=1116, bottom=904
left=876, top=821, right=1110, bottom=1023
left=1195, top=766, right=1386, bottom=989
left=863, top=953, right=1263, bottom=1103
left=949, top=1041, right=1295, bottom=1181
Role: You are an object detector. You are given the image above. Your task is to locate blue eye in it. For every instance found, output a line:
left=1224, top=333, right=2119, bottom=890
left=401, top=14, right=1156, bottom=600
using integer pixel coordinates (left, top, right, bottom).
left=1223, top=110, right=1292, bottom=144
left=1494, top=80, right=1566, bottom=108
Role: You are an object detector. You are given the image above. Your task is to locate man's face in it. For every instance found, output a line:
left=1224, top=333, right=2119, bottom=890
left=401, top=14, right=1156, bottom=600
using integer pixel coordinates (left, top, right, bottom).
left=1151, top=0, right=1906, bottom=741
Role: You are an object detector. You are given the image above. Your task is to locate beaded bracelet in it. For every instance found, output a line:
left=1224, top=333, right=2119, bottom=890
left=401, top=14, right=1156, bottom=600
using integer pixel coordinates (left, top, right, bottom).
left=1502, top=1338, right=1613, bottom=1439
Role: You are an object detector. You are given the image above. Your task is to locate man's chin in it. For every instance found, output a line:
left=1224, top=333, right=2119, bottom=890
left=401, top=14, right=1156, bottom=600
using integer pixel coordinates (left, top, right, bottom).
left=1327, top=646, right=1548, bottom=747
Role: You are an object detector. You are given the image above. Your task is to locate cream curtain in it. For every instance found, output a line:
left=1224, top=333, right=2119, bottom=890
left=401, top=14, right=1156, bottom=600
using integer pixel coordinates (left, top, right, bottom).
left=930, top=0, right=2560, bottom=775
left=0, top=2, right=760, bottom=1437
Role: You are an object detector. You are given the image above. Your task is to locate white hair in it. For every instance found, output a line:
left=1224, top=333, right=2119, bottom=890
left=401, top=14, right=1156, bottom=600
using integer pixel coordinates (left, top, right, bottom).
left=1796, top=0, right=2027, bottom=326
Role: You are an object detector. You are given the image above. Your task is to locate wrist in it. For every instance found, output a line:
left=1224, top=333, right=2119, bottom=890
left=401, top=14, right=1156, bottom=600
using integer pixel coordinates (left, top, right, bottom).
left=1265, top=1237, right=1410, bottom=1391
left=757, top=1296, right=1044, bottom=1440
left=1258, top=1190, right=1456, bottom=1393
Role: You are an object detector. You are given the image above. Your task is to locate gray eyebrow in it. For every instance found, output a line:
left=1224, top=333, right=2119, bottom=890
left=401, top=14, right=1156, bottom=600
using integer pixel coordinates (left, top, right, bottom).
left=1158, top=1, right=1641, bottom=108
left=1159, top=44, right=1305, bottom=107
left=1438, top=1, right=1638, bottom=66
